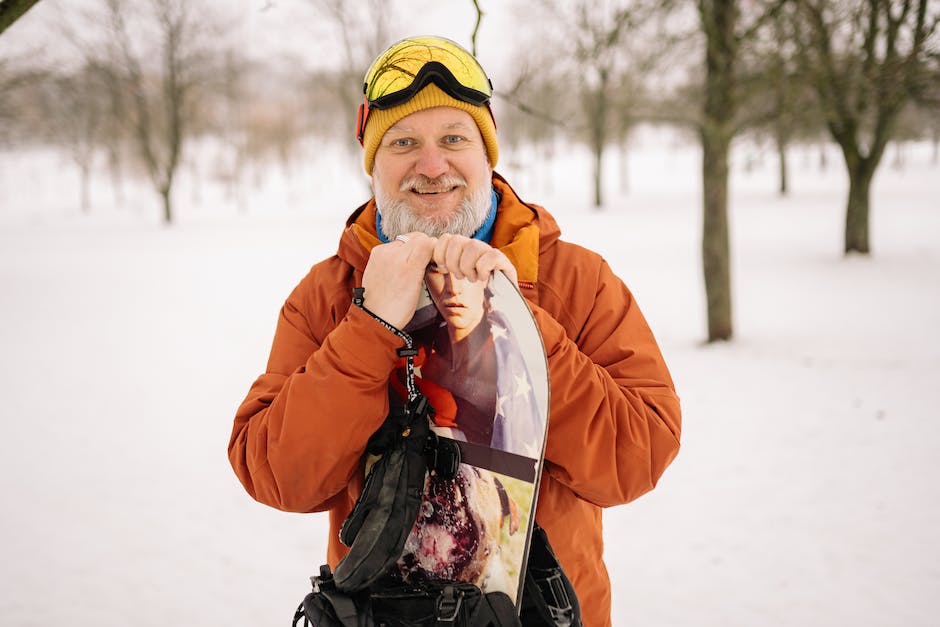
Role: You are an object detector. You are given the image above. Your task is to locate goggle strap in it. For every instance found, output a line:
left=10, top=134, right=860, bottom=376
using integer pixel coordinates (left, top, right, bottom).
left=356, top=97, right=368, bottom=145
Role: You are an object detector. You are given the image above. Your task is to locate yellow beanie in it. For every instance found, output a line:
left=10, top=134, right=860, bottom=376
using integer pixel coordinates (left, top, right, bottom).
left=362, top=83, right=498, bottom=175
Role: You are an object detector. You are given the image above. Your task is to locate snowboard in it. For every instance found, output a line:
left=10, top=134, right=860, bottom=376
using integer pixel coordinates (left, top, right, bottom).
left=391, top=267, right=550, bottom=608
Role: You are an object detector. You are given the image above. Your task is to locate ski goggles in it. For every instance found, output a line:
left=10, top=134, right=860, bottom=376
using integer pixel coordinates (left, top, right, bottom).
left=356, top=36, right=494, bottom=144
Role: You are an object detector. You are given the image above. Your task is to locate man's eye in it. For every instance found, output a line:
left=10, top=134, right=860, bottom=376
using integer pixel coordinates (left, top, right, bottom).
left=393, top=138, right=413, bottom=147
left=444, top=135, right=464, bottom=144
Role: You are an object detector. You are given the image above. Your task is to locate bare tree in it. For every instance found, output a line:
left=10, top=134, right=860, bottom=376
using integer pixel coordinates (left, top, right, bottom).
left=537, top=0, right=653, bottom=208
left=86, top=55, right=134, bottom=208
left=736, top=3, right=824, bottom=196
left=696, top=0, right=786, bottom=342
left=497, top=3, right=584, bottom=161
left=38, top=63, right=115, bottom=211
left=919, top=102, right=940, bottom=163
left=306, top=0, right=391, bottom=165
left=611, top=70, right=651, bottom=194
left=100, top=0, right=220, bottom=224
left=492, top=44, right=577, bottom=193
left=908, top=26, right=940, bottom=145
left=247, top=65, right=311, bottom=176
left=0, top=57, right=41, bottom=146
left=698, top=0, right=739, bottom=342
left=496, top=52, right=572, bottom=154
left=793, top=0, right=939, bottom=254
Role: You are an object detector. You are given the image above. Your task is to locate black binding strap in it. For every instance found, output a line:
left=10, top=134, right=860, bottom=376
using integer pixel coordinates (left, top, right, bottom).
left=443, top=437, right=538, bottom=482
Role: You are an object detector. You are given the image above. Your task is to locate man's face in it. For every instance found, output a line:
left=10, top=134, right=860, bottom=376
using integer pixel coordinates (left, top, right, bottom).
left=372, top=107, right=493, bottom=239
left=425, top=266, right=487, bottom=340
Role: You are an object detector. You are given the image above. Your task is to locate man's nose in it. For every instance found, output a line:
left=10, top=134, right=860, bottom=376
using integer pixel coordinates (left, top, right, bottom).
left=414, top=143, right=448, bottom=179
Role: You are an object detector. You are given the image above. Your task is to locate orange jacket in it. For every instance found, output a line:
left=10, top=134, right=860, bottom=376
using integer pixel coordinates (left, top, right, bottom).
left=228, top=173, right=681, bottom=627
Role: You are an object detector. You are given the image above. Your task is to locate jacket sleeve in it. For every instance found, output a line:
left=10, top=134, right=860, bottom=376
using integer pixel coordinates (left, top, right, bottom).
left=528, top=258, right=681, bottom=508
left=227, top=272, right=403, bottom=513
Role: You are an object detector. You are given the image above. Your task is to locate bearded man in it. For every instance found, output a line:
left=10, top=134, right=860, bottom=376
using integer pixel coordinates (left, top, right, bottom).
left=229, top=36, right=681, bottom=627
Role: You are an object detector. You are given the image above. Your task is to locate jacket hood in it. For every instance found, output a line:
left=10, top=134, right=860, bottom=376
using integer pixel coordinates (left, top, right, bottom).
left=337, top=172, right=561, bottom=285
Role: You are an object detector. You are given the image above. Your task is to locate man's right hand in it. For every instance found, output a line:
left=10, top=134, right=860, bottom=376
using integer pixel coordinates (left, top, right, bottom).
left=360, top=231, right=436, bottom=329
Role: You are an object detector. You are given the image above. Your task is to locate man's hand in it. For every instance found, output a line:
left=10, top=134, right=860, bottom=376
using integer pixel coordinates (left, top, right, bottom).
left=361, top=231, right=436, bottom=329
left=431, top=234, right=519, bottom=286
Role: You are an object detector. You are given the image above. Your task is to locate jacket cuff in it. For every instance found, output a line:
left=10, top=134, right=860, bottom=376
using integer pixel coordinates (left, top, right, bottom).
left=309, top=304, right=406, bottom=379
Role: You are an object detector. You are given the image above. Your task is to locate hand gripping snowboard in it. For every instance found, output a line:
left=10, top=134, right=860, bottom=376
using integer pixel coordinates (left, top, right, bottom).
left=394, top=268, right=549, bottom=608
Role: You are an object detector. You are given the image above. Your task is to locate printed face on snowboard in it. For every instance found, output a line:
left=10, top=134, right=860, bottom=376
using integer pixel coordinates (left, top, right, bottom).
left=425, top=264, right=487, bottom=340
left=372, top=107, right=493, bottom=239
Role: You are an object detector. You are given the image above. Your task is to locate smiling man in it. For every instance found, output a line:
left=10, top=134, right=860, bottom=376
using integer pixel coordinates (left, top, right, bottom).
left=371, top=109, right=494, bottom=241
left=229, top=36, right=681, bottom=627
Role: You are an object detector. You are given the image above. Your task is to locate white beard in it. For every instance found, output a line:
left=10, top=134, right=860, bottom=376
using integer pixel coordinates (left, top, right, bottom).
left=375, top=175, right=492, bottom=240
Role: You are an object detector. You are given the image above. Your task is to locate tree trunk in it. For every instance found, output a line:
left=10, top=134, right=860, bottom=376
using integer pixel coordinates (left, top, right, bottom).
left=890, top=142, right=904, bottom=169
left=80, top=162, right=91, bottom=214
left=844, top=163, right=872, bottom=254
left=776, top=133, right=788, bottom=196
left=586, top=72, right=609, bottom=209
left=161, top=186, right=173, bottom=224
left=592, top=143, right=603, bottom=208
left=702, top=126, right=733, bottom=341
left=700, top=0, right=737, bottom=342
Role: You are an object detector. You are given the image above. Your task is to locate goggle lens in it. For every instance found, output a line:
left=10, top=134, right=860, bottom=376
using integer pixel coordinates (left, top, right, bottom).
left=362, top=36, right=492, bottom=108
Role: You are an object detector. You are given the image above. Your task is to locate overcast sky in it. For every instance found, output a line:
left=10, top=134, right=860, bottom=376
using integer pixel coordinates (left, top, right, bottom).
left=1, top=0, right=520, bottom=82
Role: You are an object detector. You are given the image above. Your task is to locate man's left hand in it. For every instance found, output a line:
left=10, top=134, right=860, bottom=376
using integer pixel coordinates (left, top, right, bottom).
left=431, top=234, right=518, bottom=286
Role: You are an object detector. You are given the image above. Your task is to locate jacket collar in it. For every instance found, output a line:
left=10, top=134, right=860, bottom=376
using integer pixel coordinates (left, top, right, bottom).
left=337, top=172, right=559, bottom=285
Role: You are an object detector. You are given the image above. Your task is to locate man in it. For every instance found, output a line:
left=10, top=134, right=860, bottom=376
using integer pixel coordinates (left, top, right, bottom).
left=229, top=36, right=681, bottom=627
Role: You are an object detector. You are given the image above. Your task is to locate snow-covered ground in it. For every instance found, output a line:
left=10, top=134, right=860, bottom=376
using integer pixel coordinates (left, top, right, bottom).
left=1, top=132, right=938, bottom=627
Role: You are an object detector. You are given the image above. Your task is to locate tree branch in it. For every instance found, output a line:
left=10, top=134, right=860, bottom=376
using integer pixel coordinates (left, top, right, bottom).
left=470, top=0, right=483, bottom=56
left=0, top=0, right=41, bottom=36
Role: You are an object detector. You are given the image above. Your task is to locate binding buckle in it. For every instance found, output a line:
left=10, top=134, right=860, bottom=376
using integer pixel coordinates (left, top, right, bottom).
left=535, top=569, right=574, bottom=626
left=424, top=432, right=461, bottom=480
left=435, top=585, right=463, bottom=624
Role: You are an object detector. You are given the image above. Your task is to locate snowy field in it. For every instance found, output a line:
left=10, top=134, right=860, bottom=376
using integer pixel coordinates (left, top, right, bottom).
left=1, top=133, right=938, bottom=627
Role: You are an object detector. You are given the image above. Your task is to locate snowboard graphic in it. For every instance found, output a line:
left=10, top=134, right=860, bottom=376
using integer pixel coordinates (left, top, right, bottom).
left=392, top=268, right=549, bottom=607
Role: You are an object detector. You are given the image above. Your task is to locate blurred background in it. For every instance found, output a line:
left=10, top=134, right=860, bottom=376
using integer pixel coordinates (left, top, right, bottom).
left=1, top=1, right=938, bottom=626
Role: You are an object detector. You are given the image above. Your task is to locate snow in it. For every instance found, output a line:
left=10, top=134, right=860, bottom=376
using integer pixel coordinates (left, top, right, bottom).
left=1, top=131, right=938, bottom=627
